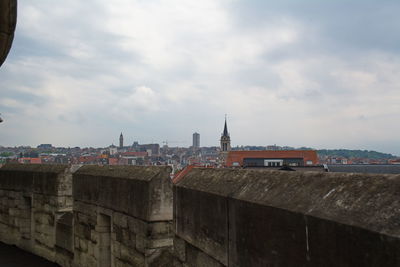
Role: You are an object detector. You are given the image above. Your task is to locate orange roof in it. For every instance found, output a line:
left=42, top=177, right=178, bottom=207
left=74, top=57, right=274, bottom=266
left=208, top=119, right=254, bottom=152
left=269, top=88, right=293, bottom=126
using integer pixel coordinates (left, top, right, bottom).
left=108, top=158, right=118, bottom=165
left=30, top=158, right=42, bottom=164
left=226, top=150, right=318, bottom=167
left=79, top=156, right=96, bottom=163
left=172, top=165, right=195, bottom=184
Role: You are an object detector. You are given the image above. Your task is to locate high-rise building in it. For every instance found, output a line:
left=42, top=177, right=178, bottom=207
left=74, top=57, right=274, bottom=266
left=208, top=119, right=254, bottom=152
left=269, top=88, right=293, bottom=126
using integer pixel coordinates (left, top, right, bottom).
left=119, top=132, right=124, bottom=148
left=193, top=132, right=200, bottom=149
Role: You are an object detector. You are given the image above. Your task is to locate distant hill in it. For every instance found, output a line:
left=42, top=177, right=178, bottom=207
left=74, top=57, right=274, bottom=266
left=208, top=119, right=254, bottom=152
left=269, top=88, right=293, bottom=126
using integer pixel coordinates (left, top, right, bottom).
left=232, top=146, right=397, bottom=159
left=317, top=149, right=396, bottom=159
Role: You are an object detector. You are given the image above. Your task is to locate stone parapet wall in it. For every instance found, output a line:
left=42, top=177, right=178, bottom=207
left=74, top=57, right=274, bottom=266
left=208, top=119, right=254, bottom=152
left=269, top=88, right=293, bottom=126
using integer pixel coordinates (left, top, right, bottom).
left=0, top=164, right=72, bottom=262
left=0, top=164, right=174, bottom=267
left=73, top=165, right=173, bottom=222
left=174, top=168, right=400, bottom=267
left=3, top=164, right=400, bottom=266
left=73, top=165, right=173, bottom=267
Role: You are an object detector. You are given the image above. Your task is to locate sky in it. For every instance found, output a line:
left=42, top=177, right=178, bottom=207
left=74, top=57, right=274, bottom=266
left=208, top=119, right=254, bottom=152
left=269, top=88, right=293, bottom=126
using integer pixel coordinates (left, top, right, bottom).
left=0, top=0, right=400, bottom=155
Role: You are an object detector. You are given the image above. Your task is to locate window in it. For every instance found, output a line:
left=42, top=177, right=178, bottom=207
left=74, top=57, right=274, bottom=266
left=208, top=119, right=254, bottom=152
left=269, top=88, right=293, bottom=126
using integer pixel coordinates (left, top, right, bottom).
left=264, top=159, right=283, bottom=167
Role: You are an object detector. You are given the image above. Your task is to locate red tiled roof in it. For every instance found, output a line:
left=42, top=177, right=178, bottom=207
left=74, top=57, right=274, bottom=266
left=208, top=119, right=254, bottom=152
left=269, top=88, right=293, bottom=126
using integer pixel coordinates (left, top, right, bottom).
left=78, top=156, right=96, bottom=163
left=108, top=158, right=118, bottom=165
left=172, top=165, right=195, bottom=184
left=18, top=158, right=42, bottom=164
left=30, top=158, right=42, bottom=164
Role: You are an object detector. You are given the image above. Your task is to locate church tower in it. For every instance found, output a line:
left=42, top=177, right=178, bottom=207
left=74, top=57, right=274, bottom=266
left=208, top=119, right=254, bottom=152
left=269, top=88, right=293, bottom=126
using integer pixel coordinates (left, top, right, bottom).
left=220, top=117, right=231, bottom=153
left=119, top=132, right=124, bottom=148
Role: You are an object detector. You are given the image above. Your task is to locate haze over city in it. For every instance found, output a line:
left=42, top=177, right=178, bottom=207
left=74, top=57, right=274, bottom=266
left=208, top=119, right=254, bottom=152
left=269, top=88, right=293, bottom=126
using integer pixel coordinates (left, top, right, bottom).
left=1, top=0, right=399, bottom=155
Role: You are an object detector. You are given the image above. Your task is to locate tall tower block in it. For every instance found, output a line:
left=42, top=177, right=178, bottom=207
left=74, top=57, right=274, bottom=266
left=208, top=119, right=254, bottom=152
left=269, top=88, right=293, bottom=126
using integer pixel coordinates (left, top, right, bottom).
left=193, top=132, right=200, bottom=149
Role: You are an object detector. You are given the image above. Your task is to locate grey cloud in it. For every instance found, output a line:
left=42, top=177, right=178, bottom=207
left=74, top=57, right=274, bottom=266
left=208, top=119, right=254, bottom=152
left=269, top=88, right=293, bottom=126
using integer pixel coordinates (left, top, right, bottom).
left=230, top=1, right=400, bottom=55
left=1, top=0, right=400, bottom=155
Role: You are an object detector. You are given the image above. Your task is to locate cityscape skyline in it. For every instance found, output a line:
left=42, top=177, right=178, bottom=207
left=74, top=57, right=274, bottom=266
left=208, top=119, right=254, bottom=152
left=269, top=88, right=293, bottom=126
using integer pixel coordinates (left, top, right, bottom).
left=1, top=131, right=398, bottom=158
left=1, top=1, right=400, bottom=155
left=0, top=116, right=398, bottom=157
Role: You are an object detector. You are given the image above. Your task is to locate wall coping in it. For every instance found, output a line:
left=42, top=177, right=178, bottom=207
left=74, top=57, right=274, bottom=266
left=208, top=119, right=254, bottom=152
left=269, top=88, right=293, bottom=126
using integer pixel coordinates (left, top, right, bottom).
left=176, top=168, right=400, bottom=238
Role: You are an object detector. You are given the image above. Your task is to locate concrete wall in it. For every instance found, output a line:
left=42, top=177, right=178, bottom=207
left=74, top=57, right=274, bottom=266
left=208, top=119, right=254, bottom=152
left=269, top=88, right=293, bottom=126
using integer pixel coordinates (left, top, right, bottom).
left=174, top=168, right=400, bottom=267
left=0, top=164, right=73, bottom=262
left=73, top=165, right=173, bottom=267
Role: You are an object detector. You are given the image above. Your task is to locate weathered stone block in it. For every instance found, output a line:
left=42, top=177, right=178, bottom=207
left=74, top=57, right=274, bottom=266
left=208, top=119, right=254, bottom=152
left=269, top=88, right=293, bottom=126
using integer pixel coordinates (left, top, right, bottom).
left=75, top=223, right=91, bottom=240
left=120, top=244, right=133, bottom=262
left=113, top=241, right=121, bottom=258
left=9, top=208, right=20, bottom=217
left=128, top=216, right=147, bottom=235
left=90, top=230, right=98, bottom=243
left=186, top=243, right=225, bottom=267
left=73, top=165, right=172, bottom=221
left=88, top=241, right=94, bottom=256
left=173, top=258, right=183, bottom=267
left=147, top=238, right=173, bottom=249
left=130, top=249, right=146, bottom=266
left=74, top=236, right=80, bottom=249
left=113, top=212, right=127, bottom=228
left=136, top=234, right=146, bottom=253
left=121, top=228, right=132, bottom=245
left=174, top=236, right=186, bottom=262
left=146, top=249, right=173, bottom=267
left=77, top=212, right=90, bottom=225
left=35, top=223, right=54, bottom=236
left=148, top=221, right=172, bottom=239
left=113, top=224, right=123, bottom=243
left=79, top=238, right=88, bottom=252
left=85, top=255, right=97, bottom=267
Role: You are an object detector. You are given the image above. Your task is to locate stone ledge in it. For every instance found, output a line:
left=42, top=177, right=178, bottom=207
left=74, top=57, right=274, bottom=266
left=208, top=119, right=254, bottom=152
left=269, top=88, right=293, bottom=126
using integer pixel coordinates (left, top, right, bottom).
left=73, top=165, right=173, bottom=222
left=176, top=168, right=400, bottom=237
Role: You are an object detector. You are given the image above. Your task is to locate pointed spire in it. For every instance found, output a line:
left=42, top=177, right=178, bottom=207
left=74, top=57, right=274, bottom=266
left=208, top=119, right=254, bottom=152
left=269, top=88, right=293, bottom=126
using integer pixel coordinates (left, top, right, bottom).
left=222, top=115, right=229, bottom=137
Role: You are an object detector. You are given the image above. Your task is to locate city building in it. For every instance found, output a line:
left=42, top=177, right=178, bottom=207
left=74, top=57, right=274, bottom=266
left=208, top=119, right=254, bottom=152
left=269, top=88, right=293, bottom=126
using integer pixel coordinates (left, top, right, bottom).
left=109, top=144, right=118, bottom=155
left=226, top=150, right=319, bottom=167
left=139, top=144, right=160, bottom=156
left=219, top=117, right=231, bottom=166
left=119, top=132, right=123, bottom=148
left=220, top=118, right=231, bottom=153
left=192, top=132, right=200, bottom=149
left=37, top=144, right=53, bottom=149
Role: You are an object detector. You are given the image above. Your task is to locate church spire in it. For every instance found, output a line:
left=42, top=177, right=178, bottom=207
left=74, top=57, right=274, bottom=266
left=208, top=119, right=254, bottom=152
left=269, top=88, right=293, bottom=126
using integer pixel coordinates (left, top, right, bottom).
left=220, top=116, right=231, bottom=152
left=222, top=115, right=229, bottom=137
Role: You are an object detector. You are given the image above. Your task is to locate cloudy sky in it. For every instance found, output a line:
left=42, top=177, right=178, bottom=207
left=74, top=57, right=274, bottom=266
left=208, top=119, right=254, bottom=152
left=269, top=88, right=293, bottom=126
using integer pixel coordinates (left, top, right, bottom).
left=1, top=0, right=400, bottom=155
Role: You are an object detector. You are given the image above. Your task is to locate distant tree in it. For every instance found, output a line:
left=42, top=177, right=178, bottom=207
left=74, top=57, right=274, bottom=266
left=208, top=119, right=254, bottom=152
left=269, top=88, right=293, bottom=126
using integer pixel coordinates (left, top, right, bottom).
left=317, top=149, right=395, bottom=159
left=0, top=152, right=13, bottom=157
